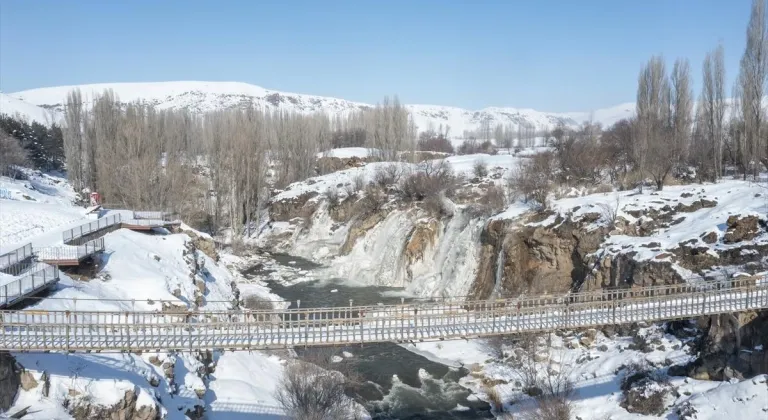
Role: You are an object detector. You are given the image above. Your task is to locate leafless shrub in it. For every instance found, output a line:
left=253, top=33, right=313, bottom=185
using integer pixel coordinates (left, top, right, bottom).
left=275, top=360, right=354, bottom=420
left=243, top=294, right=273, bottom=311
left=357, top=185, right=388, bottom=216
left=620, top=361, right=670, bottom=416
left=549, top=124, right=605, bottom=186
left=417, top=131, right=454, bottom=154
left=324, top=187, right=341, bottom=209
left=230, top=237, right=248, bottom=256
left=475, top=185, right=507, bottom=216
left=344, top=173, right=366, bottom=197
left=530, top=396, right=572, bottom=420
left=513, top=334, right=575, bottom=420
left=508, top=152, right=556, bottom=210
left=422, top=194, right=451, bottom=216
left=473, top=159, right=489, bottom=178
left=458, top=139, right=497, bottom=155
left=0, top=131, right=28, bottom=178
left=485, top=385, right=505, bottom=413
left=597, top=193, right=620, bottom=227
left=373, top=163, right=403, bottom=188
left=399, top=159, right=459, bottom=202
left=481, top=336, right=514, bottom=360
left=591, top=184, right=614, bottom=194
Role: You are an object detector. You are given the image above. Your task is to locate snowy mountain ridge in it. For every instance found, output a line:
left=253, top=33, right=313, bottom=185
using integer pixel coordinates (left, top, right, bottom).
left=0, top=92, right=60, bottom=125
left=7, top=81, right=635, bottom=134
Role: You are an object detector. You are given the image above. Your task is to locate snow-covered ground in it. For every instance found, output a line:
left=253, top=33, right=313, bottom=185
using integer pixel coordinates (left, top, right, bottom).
left=1, top=171, right=290, bottom=419
left=317, top=147, right=379, bottom=159
left=406, top=325, right=768, bottom=420
left=0, top=170, right=84, bottom=248
left=519, top=179, right=768, bottom=279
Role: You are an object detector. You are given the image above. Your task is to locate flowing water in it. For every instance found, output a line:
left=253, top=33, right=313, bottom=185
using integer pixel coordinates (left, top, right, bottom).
left=241, top=254, right=493, bottom=419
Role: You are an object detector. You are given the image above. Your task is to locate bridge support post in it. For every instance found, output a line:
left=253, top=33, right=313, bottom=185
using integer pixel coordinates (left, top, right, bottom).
left=491, top=301, right=495, bottom=333
left=745, top=286, right=750, bottom=309
left=65, top=311, right=71, bottom=352
left=360, top=309, right=364, bottom=346
left=246, top=310, right=251, bottom=349
left=188, top=314, right=193, bottom=353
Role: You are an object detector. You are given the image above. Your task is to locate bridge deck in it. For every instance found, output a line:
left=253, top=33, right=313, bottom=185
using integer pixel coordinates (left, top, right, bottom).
left=34, top=238, right=105, bottom=267
left=1, top=277, right=766, bottom=352
left=0, top=265, right=60, bottom=309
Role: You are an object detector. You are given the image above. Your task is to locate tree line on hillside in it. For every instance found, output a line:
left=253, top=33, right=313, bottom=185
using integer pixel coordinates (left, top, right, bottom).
left=61, top=89, right=415, bottom=233
left=0, top=114, right=64, bottom=177
left=511, top=0, right=767, bottom=209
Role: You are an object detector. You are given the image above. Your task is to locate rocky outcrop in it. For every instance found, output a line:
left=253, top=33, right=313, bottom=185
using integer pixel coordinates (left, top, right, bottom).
left=340, top=210, right=388, bottom=255
left=317, top=156, right=369, bottom=174
left=183, top=230, right=219, bottom=261
left=588, top=253, right=683, bottom=289
left=268, top=191, right=319, bottom=222
left=66, top=389, right=159, bottom=420
left=403, top=219, right=439, bottom=266
left=723, top=215, right=763, bottom=243
left=683, top=310, right=768, bottom=381
left=328, top=195, right=359, bottom=223
left=0, top=352, right=20, bottom=411
left=471, top=216, right=608, bottom=299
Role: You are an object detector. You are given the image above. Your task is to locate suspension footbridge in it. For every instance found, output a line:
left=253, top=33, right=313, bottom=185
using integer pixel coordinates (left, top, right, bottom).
left=2, top=276, right=765, bottom=353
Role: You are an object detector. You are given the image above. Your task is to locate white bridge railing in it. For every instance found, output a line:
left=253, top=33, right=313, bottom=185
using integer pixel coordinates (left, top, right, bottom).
left=33, top=238, right=105, bottom=263
left=0, top=243, right=34, bottom=276
left=0, top=264, right=60, bottom=308
left=1, top=277, right=766, bottom=353
left=63, top=214, right=122, bottom=244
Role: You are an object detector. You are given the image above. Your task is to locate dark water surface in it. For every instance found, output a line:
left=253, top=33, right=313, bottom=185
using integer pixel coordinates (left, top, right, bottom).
left=242, top=254, right=493, bottom=419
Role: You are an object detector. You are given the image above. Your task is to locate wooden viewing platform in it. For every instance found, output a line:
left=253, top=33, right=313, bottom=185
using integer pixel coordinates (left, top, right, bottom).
left=0, top=210, right=179, bottom=308
left=34, top=238, right=105, bottom=266
left=1, top=276, right=765, bottom=353
left=0, top=264, right=60, bottom=308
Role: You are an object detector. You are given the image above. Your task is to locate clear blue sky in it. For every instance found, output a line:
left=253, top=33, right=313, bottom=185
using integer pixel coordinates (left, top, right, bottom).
left=0, top=0, right=756, bottom=112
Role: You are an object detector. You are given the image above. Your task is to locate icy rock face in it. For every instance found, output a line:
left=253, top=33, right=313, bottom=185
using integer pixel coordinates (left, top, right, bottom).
left=0, top=352, right=20, bottom=411
left=267, top=196, right=487, bottom=296
left=67, top=389, right=159, bottom=420
left=470, top=215, right=608, bottom=299
left=685, top=310, right=768, bottom=381
left=330, top=206, right=486, bottom=296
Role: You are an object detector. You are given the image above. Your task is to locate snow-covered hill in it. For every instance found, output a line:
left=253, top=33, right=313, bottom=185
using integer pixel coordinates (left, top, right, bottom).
left=8, top=81, right=634, bottom=135
left=0, top=92, right=59, bottom=124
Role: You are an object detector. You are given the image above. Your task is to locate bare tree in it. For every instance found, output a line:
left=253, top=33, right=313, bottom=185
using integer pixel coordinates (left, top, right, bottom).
left=275, top=360, right=355, bottom=420
left=697, top=45, right=728, bottom=181
left=670, top=58, right=694, bottom=167
left=601, top=119, right=635, bottom=186
left=513, top=334, right=575, bottom=420
left=737, top=0, right=768, bottom=175
left=637, top=58, right=693, bottom=187
left=508, top=152, right=556, bottom=209
left=62, top=89, right=86, bottom=191
left=635, top=57, right=664, bottom=191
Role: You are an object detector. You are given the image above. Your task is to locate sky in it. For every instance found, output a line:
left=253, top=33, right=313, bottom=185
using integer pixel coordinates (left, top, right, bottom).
left=0, top=0, right=758, bottom=112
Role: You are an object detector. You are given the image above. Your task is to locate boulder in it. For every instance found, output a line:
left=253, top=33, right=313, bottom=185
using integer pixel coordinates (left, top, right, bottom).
left=723, top=215, right=762, bottom=243
left=68, top=389, right=158, bottom=420
left=19, top=370, right=38, bottom=391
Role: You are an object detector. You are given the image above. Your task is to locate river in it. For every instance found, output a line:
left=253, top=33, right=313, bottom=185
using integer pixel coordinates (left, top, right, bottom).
left=241, top=253, right=493, bottom=419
